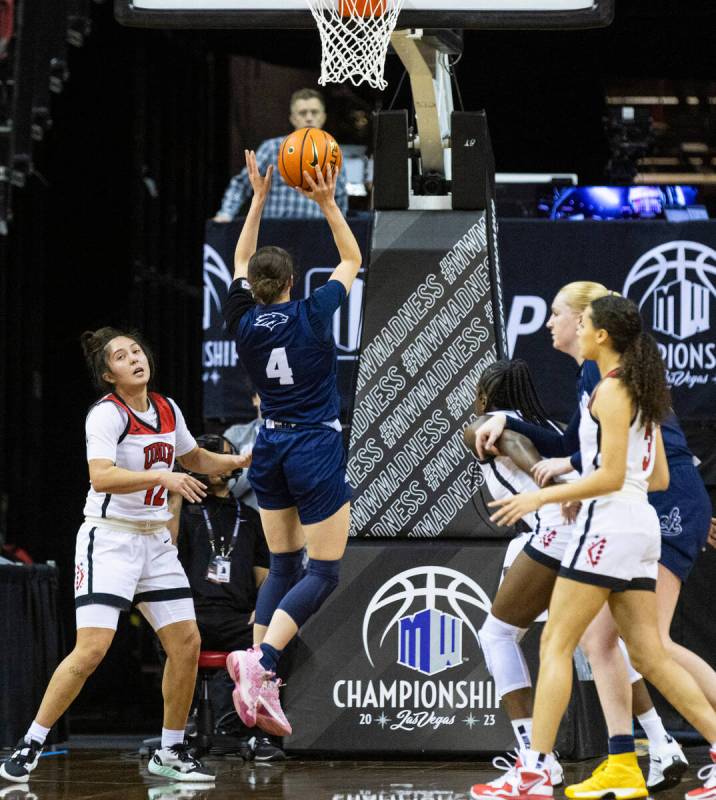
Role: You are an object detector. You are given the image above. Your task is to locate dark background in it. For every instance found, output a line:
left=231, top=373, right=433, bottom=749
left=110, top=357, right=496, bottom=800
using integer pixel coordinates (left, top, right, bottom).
left=1, top=0, right=714, bottom=731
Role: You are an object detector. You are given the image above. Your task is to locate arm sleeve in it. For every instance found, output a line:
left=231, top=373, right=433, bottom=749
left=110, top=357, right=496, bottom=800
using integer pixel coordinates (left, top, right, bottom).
left=335, top=170, right=349, bottom=215
left=168, top=399, right=198, bottom=457
left=223, top=279, right=257, bottom=334
left=306, top=279, right=346, bottom=340
left=504, top=404, right=583, bottom=458
left=85, top=403, right=128, bottom=462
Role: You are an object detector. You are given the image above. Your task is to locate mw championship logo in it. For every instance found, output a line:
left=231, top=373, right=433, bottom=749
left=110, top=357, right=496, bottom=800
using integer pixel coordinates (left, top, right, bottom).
left=623, top=240, right=716, bottom=390
left=332, top=566, right=499, bottom=733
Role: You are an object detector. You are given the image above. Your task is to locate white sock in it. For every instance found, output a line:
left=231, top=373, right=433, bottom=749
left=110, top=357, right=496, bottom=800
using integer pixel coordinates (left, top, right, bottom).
left=512, top=717, right=532, bottom=751
left=161, top=728, right=185, bottom=749
left=25, top=721, right=50, bottom=746
left=522, top=748, right=552, bottom=771
left=637, top=707, right=670, bottom=746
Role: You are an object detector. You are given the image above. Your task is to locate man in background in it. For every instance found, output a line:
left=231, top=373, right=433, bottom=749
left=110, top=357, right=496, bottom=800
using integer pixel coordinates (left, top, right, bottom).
left=214, top=88, right=348, bottom=221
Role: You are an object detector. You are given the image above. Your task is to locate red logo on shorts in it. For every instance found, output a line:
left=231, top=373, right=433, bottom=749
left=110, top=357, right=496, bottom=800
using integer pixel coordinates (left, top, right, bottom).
left=75, top=563, right=85, bottom=591
left=541, top=529, right=557, bottom=549
left=586, top=537, right=607, bottom=567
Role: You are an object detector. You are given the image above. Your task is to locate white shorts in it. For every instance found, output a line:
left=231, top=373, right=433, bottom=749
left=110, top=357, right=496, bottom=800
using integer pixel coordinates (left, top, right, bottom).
left=559, top=497, right=661, bottom=591
left=523, top=505, right=574, bottom=569
left=74, top=520, right=195, bottom=631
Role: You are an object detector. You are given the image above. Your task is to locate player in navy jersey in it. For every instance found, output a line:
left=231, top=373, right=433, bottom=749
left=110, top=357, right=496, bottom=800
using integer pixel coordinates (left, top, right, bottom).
left=0, top=327, right=250, bottom=786
left=475, top=281, right=713, bottom=795
left=222, top=151, right=362, bottom=736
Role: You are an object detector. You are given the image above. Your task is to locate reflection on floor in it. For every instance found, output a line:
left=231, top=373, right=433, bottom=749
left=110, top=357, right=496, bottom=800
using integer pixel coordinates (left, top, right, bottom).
left=0, top=740, right=710, bottom=800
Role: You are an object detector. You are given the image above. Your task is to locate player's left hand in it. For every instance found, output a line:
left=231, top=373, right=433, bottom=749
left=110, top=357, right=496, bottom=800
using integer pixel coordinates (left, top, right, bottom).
left=532, top=457, right=572, bottom=487
left=489, top=491, right=543, bottom=527
left=227, top=453, right=252, bottom=471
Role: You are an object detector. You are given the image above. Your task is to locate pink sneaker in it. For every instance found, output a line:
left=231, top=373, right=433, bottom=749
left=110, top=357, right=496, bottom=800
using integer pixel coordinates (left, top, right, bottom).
left=256, top=678, right=292, bottom=737
left=685, top=752, right=716, bottom=800
left=226, top=646, right=268, bottom=728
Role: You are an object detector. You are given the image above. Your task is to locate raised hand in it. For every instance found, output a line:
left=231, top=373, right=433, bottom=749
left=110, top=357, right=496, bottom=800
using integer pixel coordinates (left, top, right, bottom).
left=246, top=149, right=273, bottom=204
left=296, top=164, right=337, bottom=208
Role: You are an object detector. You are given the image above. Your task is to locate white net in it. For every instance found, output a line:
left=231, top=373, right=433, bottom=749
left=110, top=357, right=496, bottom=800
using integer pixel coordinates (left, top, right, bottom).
left=306, top=0, right=404, bottom=90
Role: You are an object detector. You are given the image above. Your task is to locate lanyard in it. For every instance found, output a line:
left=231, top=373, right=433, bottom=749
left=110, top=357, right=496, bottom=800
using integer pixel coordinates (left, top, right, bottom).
left=201, top=500, right=241, bottom=558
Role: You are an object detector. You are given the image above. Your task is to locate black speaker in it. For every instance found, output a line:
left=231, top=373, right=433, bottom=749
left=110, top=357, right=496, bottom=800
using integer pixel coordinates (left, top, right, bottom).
left=451, top=110, right=495, bottom=211
left=372, top=110, right=409, bottom=211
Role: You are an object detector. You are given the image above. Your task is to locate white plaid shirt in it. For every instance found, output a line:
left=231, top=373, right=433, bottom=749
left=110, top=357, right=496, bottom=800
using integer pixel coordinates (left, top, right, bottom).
left=217, top=135, right=349, bottom=219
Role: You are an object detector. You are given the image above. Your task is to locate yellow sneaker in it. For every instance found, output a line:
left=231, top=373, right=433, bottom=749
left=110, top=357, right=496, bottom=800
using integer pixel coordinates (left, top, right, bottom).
left=565, top=754, right=647, bottom=800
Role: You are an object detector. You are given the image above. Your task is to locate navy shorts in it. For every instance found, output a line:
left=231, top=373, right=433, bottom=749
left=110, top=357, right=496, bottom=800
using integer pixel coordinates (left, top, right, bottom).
left=649, top=461, right=711, bottom=583
left=248, top=425, right=352, bottom=525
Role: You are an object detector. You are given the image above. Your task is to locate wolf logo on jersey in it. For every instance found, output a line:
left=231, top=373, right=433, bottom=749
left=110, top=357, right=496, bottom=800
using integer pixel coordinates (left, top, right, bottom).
left=254, top=312, right=289, bottom=331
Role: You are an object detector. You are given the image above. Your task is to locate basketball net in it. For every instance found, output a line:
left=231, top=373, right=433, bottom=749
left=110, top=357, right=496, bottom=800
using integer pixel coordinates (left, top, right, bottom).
left=305, top=0, right=404, bottom=90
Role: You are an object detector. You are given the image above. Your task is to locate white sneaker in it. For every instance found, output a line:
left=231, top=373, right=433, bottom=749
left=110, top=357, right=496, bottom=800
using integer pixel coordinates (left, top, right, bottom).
left=647, top=735, right=688, bottom=792
left=147, top=745, right=215, bottom=783
left=0, top=739, right=43, bottom=784
left=470, top=752, right=562, bottom=800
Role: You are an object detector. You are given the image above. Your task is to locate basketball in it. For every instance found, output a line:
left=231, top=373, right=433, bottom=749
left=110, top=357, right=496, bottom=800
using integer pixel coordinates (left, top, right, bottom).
left=277, top=127, right=343, bottom=190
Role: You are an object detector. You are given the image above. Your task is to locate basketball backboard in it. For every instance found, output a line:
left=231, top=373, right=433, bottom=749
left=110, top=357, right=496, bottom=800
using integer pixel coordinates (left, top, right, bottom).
left=115, top=0, right=614, bottom=30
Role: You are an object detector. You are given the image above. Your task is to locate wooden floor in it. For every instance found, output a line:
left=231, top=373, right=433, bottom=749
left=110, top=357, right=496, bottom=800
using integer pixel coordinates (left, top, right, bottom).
left=0, top=741, right=710, bottom=800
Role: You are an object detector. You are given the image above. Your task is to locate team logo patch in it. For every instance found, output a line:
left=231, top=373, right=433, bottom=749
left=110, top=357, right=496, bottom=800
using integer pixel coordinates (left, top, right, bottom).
left=362, top=566, right=491, bottom=677
left=254, top=312, right=289, bottom=331
left=586, top=537, right=607, bottom=567
left=541, top=529, right=557, bottom=549
left=75, top=563, right=85, bottom=591
left=660, top=507, right=683, bottom=537
left=144, top=442, right=175, bottom=470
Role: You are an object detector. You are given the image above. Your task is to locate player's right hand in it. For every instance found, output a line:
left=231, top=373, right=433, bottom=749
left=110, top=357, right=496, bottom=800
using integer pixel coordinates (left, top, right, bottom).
left=561, top=500, right=581, bottom=524
left=298, top=163, right=337, bottom=207
left=708, top=517, right=716, bottom=549
left=474, top=414, right=506, bottom=460
left=532, top=457, right=573, bottom=487
left=246, top=149, right=273, bottom=204
left=159, top=471, right=207, bottom=503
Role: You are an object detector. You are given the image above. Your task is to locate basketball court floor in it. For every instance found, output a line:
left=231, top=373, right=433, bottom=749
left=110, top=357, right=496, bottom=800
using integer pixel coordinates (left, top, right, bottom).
left=1, top=742, right=711, bottom=800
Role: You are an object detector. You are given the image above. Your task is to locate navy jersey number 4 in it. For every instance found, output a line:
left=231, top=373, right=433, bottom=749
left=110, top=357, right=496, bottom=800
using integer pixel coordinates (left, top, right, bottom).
left=266, top=347, right=294, bottom=385
left=224, top=279, right=346, bottom=424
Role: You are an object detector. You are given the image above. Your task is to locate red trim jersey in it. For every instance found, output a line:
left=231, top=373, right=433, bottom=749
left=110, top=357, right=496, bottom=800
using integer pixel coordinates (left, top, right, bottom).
left=580, top=375, right=656, bottom=500
left=83, top=392, right=196, bottom=522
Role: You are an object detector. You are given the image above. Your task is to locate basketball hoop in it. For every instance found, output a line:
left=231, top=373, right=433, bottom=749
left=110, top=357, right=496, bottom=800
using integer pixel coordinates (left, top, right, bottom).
left=305, top=0, right=404, bottom=90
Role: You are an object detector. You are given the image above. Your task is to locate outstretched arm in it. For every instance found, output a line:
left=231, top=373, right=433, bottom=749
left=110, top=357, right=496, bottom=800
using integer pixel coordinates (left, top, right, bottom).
left=298, top=166, right=362, bottom=293
left=234, top=150, right=274, bottom=280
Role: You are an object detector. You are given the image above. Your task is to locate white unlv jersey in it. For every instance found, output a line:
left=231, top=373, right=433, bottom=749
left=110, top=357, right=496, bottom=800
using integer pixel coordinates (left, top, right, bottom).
left=83, top=392, right=196, bottom=522
left=579, top=373, right=656, bottom=499
left=482, top=411, right=577, bottom=532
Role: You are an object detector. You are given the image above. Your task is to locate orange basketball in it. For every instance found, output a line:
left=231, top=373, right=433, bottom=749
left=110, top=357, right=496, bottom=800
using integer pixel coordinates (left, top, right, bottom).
left=277, top=127, right=343, bottom=191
